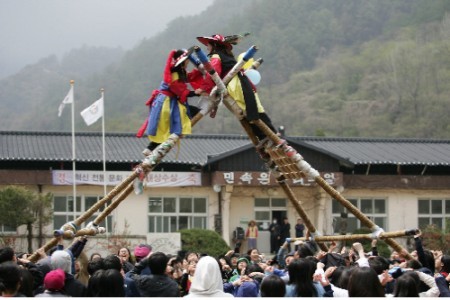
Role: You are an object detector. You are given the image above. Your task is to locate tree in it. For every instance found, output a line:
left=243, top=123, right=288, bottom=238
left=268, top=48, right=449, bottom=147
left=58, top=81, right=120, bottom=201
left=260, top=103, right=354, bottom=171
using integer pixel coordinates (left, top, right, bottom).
left=32, top=192, right=54, bottom=248
left=180, top=228, right=230, bottom=257
left=0, top=186, right=53, bottom=253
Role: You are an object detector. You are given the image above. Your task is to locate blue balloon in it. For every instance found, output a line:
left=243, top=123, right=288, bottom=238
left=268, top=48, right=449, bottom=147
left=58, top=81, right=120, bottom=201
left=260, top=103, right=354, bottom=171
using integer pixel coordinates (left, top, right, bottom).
left=244, top=69, right=261, bottom=85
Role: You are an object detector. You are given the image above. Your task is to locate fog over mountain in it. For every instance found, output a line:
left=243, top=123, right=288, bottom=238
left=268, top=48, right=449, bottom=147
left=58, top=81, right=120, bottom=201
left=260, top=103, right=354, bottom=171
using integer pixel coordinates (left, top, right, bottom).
left=0, top=0, right=214, bottom=79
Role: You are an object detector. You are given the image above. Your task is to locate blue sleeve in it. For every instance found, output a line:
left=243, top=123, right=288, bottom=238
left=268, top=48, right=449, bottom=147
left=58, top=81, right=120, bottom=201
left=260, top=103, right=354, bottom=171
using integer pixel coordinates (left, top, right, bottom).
left=277, top=247, right=287, bottom=268
left=223, top=282, right=235, bottom=295
left=435, top=276, right=450, bottom=297
left=272, top=268, right=284, bottom=277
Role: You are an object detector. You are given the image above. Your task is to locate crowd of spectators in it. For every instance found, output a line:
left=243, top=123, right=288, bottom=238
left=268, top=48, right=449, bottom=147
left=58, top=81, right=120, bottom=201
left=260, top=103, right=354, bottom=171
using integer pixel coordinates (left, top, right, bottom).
left=1, top=229, right=449, bottom=297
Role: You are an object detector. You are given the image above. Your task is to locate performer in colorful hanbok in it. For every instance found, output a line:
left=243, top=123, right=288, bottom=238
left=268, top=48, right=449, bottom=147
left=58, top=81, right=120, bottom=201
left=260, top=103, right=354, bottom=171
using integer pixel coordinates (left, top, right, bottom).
left=137, top=49, right=201, bottom=155
left=194, top=34, right=278, bottom=143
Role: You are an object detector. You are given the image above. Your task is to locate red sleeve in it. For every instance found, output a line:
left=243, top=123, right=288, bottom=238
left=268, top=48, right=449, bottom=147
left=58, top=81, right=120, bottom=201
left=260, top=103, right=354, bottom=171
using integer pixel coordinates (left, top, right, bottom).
left=169, top=80, right=190, bottom=104
left=187, top=69, right=204, bottom=90
left=245, top=228, right=249, bottom=237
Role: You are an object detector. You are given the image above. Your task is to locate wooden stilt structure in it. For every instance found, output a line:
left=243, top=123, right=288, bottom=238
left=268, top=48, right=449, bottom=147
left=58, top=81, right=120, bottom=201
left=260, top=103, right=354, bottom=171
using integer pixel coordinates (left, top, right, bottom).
left=29, top=43, right=413, bottom=263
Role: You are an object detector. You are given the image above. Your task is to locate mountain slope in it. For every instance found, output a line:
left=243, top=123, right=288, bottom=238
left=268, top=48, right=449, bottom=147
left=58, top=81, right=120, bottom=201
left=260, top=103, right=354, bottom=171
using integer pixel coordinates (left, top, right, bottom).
left=1, top=0, right=450, bottom=139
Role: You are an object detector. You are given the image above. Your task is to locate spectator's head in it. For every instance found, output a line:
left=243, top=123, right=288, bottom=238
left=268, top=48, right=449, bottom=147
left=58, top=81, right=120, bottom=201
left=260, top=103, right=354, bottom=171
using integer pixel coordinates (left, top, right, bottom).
left=103, top=254, right=122, bottom=272
left=287, top=258, right=317, bottom=297
left=0, top=261, right=22, bottom=296
left=18, top=268, right=34, bottom=297
left=406, top=258, right=423, bottom=270
left=51, top=250, right=72, bottom=274
left=296, top=242, right=315, bottom=258
left=0, top=246, right=15, bottom=264
left=260, top=274, right=286, bottom=297
left=118, top=247, right=133, bottom=264
left=393, top=271, right=420, bottom=297
left=329, top=265, right=346, bottom=286
left=87, top=269, right=125, bottom=297
left=347, top=267, right=385, bottom=297
left=368, top=255, right=390, bottom=275
left=44, top=269, right=65, bottom=291
left=337, top=266, right=356, bottom=289
left=245, top=263, right=264, bottom=285
left=87, top=257, right=105, bottom=276
left=440, top=255, right=450, bottom=274
left=89, top=253, right=102, bottom=261
left=134, top=244, right=152, bottom=262
left=148, top=252, right=169, bottom=275
left=236, top=257, right=249, bottom=271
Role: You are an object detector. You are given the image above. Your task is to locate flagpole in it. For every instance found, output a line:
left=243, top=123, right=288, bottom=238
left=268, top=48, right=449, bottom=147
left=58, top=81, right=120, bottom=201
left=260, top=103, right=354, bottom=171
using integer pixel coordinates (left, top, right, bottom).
left=101, top=88, right=109, bottom=237
left=71, top=80, right=77, bottom=219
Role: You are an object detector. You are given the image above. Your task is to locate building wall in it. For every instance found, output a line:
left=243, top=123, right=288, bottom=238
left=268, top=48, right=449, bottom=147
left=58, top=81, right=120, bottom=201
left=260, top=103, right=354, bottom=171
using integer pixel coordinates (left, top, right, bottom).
left=341, top=188, right=450, bottom=232
left=3, top=180, right=450, bottom=256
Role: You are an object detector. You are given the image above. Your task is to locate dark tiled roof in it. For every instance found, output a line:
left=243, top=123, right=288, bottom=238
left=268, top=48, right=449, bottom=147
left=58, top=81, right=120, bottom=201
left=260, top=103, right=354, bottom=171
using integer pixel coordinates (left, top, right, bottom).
left=0, top=131, right=250, bottom=166
left=1, top=131, right=450, bottom=166
left=289, top=136, right=450, bottom=166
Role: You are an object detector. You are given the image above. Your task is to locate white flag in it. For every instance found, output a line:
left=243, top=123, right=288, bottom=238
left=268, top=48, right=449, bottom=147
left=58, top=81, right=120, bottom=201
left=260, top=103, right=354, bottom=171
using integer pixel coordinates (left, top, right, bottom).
left=57, top=85, right=74, bottom=117
left=80, top=96, right=104, bottom=126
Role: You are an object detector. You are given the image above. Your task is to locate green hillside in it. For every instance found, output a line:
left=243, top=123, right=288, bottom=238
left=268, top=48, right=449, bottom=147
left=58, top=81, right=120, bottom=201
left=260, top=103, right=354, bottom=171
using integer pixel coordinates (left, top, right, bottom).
left=1, top=0, right=450, bottom=138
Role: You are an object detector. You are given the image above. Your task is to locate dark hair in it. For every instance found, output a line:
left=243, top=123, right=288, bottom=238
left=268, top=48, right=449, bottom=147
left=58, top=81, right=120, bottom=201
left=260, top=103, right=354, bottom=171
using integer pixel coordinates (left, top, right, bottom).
left=393, top=271, right=420, bottom=297
left=208, top=42, right=233, bottom=56
left=423, top=250, right=436, bottom=273
left=247, top=248, right=256, bottom=255
left=18, top=268, right=34, bottom=297
left=148, top=252, right=168, bottom=275
left=103, top=254, right=122, bottom=271
left=296, top=243, right=315, bottom=258
left=87, top=257, right=105, bottom=276
left=441, top=255, right=450, bottom=274
left=260, top=275, right=286, bottom=297
left=321, top=252, right=346, bottom=270
left=89, top=252, right=102, bottom=261
left=347, top=267, right=385, bottom=297
left=87, top=269, right=124, bottom=297
left=184, top=251, right=199, bottom=261
left=329, top=265, right=346, bottom=286
left=245, top=263, right=263, bottom=275
left=288, top=258, right=317, bottom=297
left=407, top=259, right=423, bottom=270
left=368, top=256, right=390, bottom=275
left=337, top=266, right=356, bottom=289
left=0, top=246, right=15, bottom=264
left=0, top=261, right=22, bottom=295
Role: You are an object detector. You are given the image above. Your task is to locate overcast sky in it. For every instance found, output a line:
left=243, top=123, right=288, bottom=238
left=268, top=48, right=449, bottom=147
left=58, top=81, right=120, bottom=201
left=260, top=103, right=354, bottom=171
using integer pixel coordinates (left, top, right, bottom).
left=0, top=0, right=215, bottom=79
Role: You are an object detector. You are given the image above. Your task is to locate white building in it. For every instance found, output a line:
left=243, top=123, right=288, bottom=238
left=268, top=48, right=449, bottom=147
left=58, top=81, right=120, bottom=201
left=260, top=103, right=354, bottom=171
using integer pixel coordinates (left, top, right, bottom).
left=1, top=131, right=449, bottom=256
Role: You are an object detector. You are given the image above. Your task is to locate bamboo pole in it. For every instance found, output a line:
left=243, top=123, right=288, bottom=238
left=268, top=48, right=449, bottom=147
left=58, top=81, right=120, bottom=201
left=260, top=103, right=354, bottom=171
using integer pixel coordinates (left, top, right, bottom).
left=277, top=177, right=328, bottom=251
left=251, top=119, right=413, bottom=260
left=193, top=48, right=329, bottom=251
left=290, top=229, right=418, bottom=243
left=29, top=134, right=180, bottom=263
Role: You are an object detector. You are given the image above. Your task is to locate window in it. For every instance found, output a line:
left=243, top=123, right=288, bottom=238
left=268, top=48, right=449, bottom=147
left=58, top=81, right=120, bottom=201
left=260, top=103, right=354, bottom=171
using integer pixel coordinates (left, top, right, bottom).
left=331, top=198, right=387, bottom=234
left=0, top=224, right=16, bottom=233
left=418, top=199, right=450, bottom=230
left=254, top=197, right=287, bottom=230
left=148, top=196, right=208, bottom=233
left=53, top=195, right=112, bottom=232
